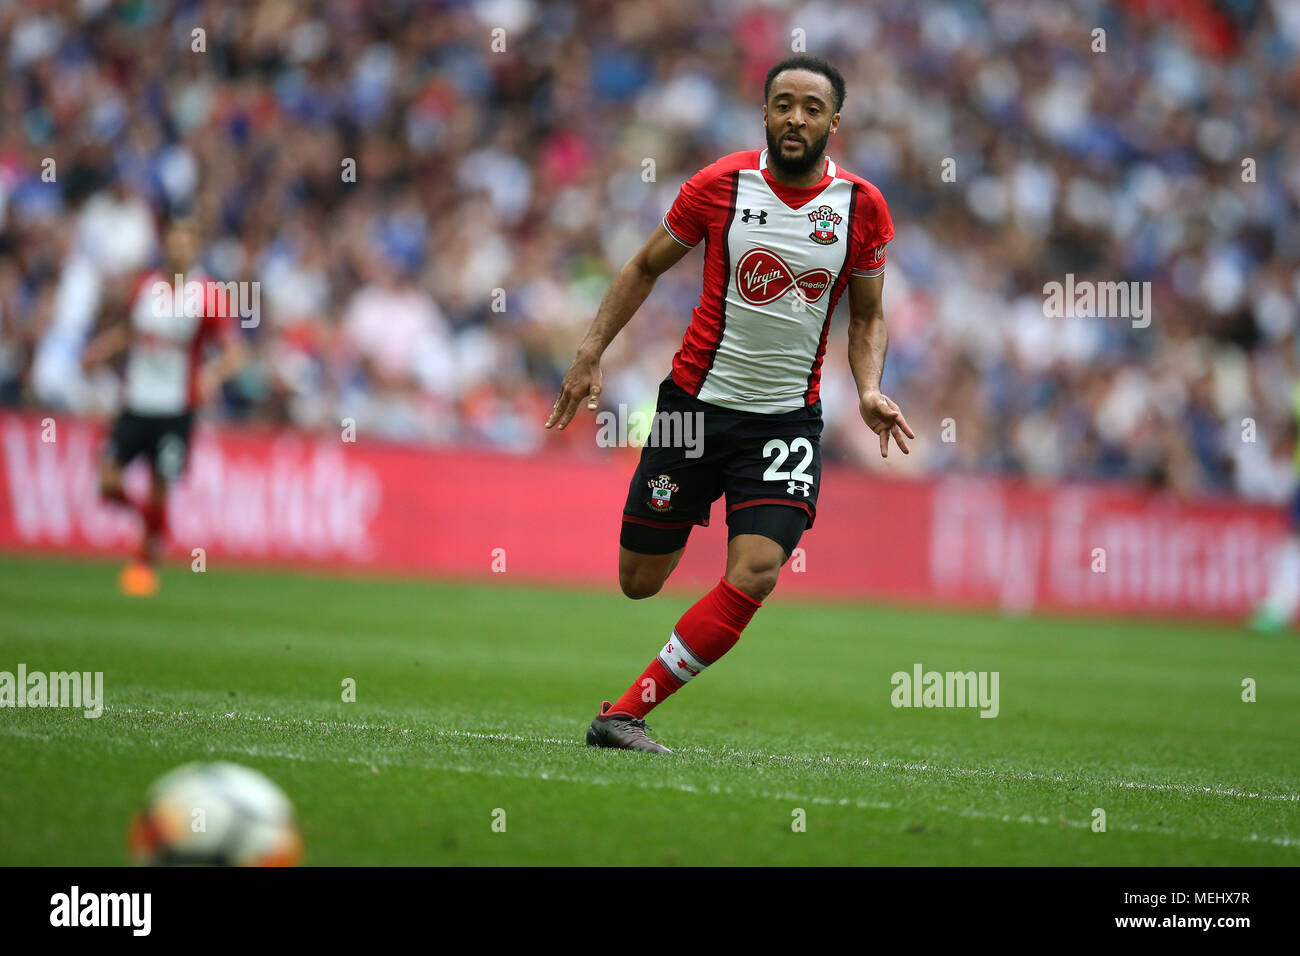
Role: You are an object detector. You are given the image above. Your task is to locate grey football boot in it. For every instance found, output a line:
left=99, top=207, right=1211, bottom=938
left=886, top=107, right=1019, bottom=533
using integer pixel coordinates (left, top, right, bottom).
left=585, top=701, right=674, bottom=754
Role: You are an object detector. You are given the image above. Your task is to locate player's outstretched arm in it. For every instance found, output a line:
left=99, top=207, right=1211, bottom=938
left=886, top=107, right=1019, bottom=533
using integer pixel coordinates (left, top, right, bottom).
left=80, top=275, right=135, bottom=370
left=847, top=272, right=914, bottom=458
left=545, top=223, right=693, bottom=431
left=80, top=322, right=129, bottom=370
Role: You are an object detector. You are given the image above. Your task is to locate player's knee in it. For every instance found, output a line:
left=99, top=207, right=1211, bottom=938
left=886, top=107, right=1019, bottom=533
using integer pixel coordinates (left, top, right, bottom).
left=727, top=562, right=780, bottom=602
left=99, top=466, right=123, bottom=500
left=619, top=568, right=665, bottom=600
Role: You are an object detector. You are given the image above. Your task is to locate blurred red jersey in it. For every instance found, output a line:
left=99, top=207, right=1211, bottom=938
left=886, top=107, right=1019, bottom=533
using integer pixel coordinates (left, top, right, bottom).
left=121, top=270, right=235, bottom=416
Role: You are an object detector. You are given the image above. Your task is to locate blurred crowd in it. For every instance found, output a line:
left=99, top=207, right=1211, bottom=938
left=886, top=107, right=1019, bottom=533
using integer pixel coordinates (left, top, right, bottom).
left=1, top=0, right=1299, bottom=501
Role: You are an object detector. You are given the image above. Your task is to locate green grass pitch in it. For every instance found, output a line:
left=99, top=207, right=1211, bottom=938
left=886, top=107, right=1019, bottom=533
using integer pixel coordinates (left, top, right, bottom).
left=1, top=553, right=1296, bottom=865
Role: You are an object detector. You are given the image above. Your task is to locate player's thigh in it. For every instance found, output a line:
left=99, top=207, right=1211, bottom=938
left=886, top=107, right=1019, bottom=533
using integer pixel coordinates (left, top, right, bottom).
left=617, top=543, right=685, bottom=599
left=619, top=450, right=708, bottom=598
left=618, top=520, right=690, bottom=598
left=726, top=505, right=810, bottom=565
left=724, top=511, right=807, bottom=601
left=618, top=381, right=728, bottom=597
left=151, top=413, right=194, bottom=484
left=98, top=456, right=125, bottom=494
left=620, top=381, right=725, bottom=534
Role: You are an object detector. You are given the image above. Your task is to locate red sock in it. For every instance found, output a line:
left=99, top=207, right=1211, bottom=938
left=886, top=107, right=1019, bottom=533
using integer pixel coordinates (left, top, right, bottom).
left=607, top=577, right=762, bottom=719
left=138, top=499, right=167, bottom=564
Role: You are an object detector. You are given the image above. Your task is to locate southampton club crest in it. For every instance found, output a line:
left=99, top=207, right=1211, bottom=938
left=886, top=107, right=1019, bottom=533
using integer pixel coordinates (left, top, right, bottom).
left=647, top=474, right=679, bottom=512
left=808, top=204, right=842, bottom=245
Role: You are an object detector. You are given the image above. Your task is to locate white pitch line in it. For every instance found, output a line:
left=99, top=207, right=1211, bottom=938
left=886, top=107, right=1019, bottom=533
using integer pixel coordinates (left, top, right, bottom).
left=863, top=759, right=1300, bottom=804
left=4, top=717, right=1296, bottom=850
left=122, top=707, right=1300, bottom=803
left=442, top=729, right=1300, bottom=804
left=26, top=704, right=1300, bottom=806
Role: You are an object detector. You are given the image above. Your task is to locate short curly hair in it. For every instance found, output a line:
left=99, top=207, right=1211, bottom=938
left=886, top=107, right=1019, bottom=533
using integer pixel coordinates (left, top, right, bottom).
left=764, top=55, right=846, bottom=113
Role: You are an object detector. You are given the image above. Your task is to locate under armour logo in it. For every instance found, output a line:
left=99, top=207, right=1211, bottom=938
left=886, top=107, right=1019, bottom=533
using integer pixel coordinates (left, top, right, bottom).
left=740, top=208, right=767, bottom=225
left=787, top=481, right=810, bottom=497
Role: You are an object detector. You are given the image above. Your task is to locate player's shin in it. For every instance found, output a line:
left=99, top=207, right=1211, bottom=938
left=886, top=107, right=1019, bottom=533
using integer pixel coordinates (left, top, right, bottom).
left=606, top=577, right=762, bottom=718
left=139, top=499, right=168, bottom=564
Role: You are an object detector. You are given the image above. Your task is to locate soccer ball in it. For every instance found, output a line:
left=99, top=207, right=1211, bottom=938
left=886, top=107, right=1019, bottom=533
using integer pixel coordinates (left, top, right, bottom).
left=128, top=761, right=302, bottom=866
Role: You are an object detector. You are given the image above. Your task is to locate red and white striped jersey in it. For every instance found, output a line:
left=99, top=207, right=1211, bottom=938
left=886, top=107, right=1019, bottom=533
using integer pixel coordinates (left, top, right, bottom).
left=122, top=269, right=235, bottom=416
left=662, top=148, right=894, bottom=413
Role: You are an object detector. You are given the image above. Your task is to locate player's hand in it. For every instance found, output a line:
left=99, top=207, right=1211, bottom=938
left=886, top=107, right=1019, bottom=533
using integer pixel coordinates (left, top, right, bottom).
left=859, top=389, right=914, bottom=458
left=545, top=353, right=603, bottom=430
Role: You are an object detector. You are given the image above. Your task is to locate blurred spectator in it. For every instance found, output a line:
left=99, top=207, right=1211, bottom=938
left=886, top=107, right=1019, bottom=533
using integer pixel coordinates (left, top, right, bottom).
left=0, top=0, right=1297, bottom=502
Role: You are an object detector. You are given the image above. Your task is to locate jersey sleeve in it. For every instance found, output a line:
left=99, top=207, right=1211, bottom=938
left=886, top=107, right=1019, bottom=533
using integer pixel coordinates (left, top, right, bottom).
left=851, top=185, right=895, bottom=278
left=662, top=166, right=713, bottom=248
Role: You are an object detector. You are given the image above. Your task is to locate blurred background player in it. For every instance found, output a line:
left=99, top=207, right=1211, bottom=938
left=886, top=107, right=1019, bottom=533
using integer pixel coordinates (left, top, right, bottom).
left=81, top=218, right=245, bottom=595
left=1250, top=383, right=1300, bottom=633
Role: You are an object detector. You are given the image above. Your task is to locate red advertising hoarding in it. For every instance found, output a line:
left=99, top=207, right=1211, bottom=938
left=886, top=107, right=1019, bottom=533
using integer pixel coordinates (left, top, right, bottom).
left=0, top=411, right=1284, bottom=619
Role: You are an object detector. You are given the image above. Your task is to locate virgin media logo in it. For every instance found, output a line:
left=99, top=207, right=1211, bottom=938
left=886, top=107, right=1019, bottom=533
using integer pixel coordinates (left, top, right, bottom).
left=735, top=248, right=832, bottom=306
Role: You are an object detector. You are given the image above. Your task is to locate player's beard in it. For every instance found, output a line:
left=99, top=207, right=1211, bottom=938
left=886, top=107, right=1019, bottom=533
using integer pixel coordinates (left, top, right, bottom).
left=766, top=126, right=830, bottom=177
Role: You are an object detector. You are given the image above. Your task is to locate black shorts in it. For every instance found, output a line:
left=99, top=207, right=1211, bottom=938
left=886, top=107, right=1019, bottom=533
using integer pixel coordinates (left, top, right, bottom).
left=620, top=375, right=822, bottom=555
left=104, top=410, right=195, bottom=482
